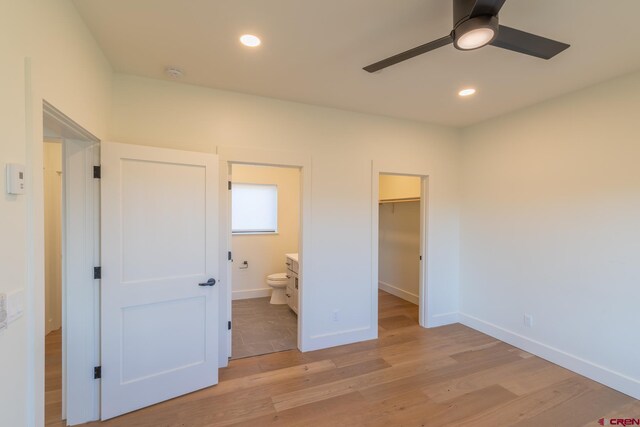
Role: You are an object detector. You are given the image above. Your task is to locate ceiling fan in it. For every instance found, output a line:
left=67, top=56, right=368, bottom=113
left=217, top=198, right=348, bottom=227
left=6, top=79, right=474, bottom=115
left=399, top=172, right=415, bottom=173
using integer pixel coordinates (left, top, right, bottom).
left=363, top=0, right=570, bottom=73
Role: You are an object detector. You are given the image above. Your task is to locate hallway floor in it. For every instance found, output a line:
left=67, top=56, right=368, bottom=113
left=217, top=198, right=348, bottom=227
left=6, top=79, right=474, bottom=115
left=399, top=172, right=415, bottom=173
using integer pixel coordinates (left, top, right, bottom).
left=45, top=329, right=62, bottom=426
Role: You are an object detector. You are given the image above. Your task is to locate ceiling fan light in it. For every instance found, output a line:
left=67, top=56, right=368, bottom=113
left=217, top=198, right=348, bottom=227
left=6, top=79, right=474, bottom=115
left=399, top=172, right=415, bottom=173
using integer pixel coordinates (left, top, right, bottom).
left=453, top=15, right=499, bottom=51
left=456, top=28, right=495, bottom=50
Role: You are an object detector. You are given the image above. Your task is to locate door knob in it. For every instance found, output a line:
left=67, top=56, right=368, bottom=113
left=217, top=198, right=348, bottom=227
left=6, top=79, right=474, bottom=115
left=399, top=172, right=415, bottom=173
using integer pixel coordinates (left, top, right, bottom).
left=198, top=278, right=216, bottom=287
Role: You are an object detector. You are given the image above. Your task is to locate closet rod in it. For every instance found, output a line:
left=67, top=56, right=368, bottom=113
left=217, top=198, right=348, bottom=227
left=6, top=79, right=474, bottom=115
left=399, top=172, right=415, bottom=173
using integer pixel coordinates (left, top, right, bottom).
left=379, top=198, right=420, bottom=204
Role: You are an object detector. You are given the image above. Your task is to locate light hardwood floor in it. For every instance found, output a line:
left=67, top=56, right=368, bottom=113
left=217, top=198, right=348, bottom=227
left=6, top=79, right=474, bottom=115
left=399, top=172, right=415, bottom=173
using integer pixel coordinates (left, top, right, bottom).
left=45, top=328, right=63, bottom=426
left=44, top=291, right=638, bottom=426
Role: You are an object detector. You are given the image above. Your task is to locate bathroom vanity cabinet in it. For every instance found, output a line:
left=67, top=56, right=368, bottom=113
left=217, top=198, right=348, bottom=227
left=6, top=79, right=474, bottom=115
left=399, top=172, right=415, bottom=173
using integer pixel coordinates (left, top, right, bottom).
left=285, top=253, right=299, bottom=314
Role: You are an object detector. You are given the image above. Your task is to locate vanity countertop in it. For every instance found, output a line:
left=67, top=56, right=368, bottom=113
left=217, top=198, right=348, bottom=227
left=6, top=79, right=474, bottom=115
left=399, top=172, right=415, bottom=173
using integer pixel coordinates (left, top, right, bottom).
left=285, top=253, right=298, bottom=262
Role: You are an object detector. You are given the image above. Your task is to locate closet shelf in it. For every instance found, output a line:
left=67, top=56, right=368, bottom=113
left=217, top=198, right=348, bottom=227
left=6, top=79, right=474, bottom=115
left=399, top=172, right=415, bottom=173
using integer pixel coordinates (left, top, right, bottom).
left=379, top=197, right=420, bottom=204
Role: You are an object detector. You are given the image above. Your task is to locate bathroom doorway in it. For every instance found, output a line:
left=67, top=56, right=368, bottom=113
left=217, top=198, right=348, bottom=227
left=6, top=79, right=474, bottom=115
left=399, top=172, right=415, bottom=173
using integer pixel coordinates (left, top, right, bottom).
left=228, top=164, right=301, bottom=359
left=377, top=174, right=423, bottom=333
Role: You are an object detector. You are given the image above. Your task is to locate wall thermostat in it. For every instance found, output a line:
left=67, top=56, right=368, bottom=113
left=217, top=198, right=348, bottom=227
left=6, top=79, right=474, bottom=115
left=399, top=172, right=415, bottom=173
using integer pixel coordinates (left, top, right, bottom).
left=6, top=163, right=25, bottom=195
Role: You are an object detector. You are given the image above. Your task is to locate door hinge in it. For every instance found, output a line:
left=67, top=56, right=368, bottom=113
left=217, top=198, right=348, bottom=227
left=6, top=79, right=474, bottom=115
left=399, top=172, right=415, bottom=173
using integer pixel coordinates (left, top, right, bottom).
left=228, top=251, right=232, bottom=261
left=93, top=165, right=101, bottom=179
left=228, top=181, right=232, bottom=190
left=228, top=321, right=231, bottom=330
left=94, top=266, right=101, bottom=279
left=94, top=366, right=101, bottom=379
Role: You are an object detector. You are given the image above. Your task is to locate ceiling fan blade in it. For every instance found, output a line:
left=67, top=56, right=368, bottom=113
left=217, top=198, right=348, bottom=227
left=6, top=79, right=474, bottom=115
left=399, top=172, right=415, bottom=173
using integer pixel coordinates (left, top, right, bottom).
left=491, top=25, right=570, bottom=59
left=363, top=35, right=453, bottom=73
left=469, top=0, right=507, bottom=18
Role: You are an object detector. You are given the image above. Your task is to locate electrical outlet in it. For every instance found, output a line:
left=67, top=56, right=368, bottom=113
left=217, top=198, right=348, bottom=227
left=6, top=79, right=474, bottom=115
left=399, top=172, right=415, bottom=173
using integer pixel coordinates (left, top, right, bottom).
left=332, top=309, right=339, bottom=322
left=0, top=293, right=7, bottom=332
left=523, top=313, right=534, bottom=328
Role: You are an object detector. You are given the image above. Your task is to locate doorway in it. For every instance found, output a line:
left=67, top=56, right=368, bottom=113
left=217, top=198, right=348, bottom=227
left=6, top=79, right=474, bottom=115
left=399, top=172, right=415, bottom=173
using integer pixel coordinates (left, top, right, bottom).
left=375, top=173, right=428, bottom=333
left=228, top=164, right=301, bottom=359
left=42, top=102, right=101, bottom=425
left=43, top=141, right=62, bottom=425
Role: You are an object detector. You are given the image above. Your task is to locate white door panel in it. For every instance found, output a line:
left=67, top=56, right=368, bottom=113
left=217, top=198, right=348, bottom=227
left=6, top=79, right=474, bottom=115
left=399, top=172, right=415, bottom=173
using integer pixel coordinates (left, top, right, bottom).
left=121, top=159, right=206, bottom=282
left=101, top=142, right=218, bottom=420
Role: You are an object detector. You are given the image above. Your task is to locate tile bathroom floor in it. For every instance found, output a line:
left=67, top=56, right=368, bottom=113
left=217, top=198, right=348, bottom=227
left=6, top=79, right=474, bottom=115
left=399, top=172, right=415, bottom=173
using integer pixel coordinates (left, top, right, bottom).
left=231, top=297, right=298, bottom=359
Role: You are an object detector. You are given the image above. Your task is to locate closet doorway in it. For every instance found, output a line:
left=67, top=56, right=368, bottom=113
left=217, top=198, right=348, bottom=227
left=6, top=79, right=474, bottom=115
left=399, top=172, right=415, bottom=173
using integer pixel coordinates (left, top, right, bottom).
left=376, top=173, right=426, bottom=333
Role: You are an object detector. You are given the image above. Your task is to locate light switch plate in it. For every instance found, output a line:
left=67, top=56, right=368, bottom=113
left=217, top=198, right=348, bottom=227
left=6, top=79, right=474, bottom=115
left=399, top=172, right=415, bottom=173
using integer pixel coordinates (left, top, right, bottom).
left=523, top=313, right=534, bottom=328
left=7, top=289, right=24, bottom=324
left=0, top=293, right=7, bottom=332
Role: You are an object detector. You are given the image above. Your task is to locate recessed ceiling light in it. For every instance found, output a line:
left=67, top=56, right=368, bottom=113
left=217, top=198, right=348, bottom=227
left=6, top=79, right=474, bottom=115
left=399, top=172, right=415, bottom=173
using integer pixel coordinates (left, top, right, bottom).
left=458, top=88, right=476, bottom=97
left=240, top=34, right=261, bottom=47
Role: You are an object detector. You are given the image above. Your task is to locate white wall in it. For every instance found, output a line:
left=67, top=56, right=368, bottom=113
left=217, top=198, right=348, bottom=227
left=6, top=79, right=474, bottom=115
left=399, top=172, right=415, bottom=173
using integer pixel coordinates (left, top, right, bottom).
left=0, top=1, right=112, bottom=425
left=231, top=164, right=300, bottom=299
left=110, top=74, right=461, bottom=349
left=44, top=142, right=62, bottom=334
left=460, top=70, right=640, bottom=398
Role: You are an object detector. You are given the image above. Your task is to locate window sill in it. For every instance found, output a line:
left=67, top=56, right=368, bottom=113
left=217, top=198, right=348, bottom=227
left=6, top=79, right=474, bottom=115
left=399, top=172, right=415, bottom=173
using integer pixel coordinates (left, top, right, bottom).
left=232, top=232, right=279, bottom=236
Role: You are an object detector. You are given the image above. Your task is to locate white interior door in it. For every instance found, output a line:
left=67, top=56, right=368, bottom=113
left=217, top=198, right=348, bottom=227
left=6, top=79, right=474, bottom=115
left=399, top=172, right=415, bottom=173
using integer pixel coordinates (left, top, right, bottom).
left=100, top=142, right=219, bottom=420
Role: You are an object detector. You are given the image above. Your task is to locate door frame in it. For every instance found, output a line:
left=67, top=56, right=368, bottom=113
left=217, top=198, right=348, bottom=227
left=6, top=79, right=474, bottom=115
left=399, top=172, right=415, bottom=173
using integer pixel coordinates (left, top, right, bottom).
left=40, top=100, right=101, bottom=425
left=217, top=147, right=312, bottom=363
left=371, top=161, right=430, bottom=329
left=26, top=58, right=103, bottom=426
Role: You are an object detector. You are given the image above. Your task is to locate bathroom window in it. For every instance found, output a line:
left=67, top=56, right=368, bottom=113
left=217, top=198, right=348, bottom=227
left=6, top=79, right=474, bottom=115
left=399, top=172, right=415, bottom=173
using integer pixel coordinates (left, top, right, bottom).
left=232, top=183, right=278, bottom=234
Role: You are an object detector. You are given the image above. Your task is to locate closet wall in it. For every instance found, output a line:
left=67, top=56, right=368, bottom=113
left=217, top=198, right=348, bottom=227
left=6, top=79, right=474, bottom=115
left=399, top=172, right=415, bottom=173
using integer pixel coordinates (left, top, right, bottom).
left=378, top=175, right=421, bottom=304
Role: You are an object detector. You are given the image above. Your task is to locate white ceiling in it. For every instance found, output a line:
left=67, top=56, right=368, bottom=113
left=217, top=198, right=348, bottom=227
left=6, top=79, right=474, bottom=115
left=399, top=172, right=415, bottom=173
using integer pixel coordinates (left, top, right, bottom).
left=73, top=0, right=640, bottom=127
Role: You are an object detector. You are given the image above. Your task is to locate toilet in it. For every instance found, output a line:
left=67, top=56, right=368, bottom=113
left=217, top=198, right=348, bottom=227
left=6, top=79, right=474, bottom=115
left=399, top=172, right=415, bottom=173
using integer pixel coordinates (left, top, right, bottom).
left=267, top=272, right=288, bottom=304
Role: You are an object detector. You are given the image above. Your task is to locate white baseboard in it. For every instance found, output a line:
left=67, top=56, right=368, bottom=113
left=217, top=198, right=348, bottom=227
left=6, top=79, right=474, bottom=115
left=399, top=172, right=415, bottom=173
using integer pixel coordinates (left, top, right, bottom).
left=427, top=311, right=459, bottom=327
left=459, top=313, right=640, bottom=400
left=302, top=326, right=376, bottom=352
left=378, top=281, right=419, bottom=305
left=232, top=288, right=271, bottom=300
